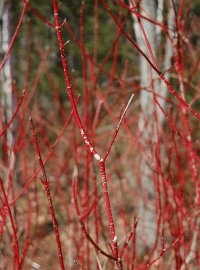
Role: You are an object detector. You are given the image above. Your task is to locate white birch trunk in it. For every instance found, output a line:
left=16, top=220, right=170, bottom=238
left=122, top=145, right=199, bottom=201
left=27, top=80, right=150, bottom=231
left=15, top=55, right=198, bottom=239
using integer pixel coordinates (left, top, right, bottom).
left=0, top=0, right=15, bottom=186
left=129, top=0, right=176, bottom=253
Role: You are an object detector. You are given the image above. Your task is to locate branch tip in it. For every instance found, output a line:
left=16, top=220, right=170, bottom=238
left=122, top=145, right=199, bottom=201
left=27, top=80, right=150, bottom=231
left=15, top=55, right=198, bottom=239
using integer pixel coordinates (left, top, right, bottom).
left=64, top=40, right=70, bottom=46
left=113, top=236, right=117, bottom=243
left=73, top=165, right=78, bottom=179
left=60, top=18, right=66, bottom=28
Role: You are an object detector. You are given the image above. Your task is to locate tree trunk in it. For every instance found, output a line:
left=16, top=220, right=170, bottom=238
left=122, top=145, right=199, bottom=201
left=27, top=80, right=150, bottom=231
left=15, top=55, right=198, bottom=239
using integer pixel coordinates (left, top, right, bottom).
left=0, top=0, right=15, bottom=186
left=129, top=0, right=176, bottom=253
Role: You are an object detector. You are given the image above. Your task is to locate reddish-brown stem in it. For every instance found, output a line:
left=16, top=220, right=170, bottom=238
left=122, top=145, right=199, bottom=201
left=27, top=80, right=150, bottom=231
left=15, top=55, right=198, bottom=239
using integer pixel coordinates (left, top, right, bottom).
left=72, top=167, right=117, bottom=261
left=41, top=180, right=65, bottom=270
left=104, top=94, right=134, bottom=161
left=99, top=160, right=121, bottom=268
left=131, top=217, right=138, bottom=270
left=19, top=143, right=32, bottom=268
left=29, top=118, right=65, bottom=270
left=120, top=231, right=134, bottom=259
left=53, top=0, right=101, bottom=161
left=24, top=18, right=31, bottom=93
left=0, top=178, right=20, bottom=270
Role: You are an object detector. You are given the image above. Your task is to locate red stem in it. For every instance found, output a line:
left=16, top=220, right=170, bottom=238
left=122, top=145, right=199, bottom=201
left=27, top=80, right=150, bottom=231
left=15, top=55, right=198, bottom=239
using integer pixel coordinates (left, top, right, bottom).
left=72, top=169, right=117, bottom=261
left=0, top=178, right=20, bottom=270
left=29, top=118, right=65, bottom=270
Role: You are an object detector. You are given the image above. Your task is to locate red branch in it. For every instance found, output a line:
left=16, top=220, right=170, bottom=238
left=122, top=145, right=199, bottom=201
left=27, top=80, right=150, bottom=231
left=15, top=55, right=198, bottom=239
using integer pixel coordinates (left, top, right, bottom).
left=29, top=118, right=65, bottom=270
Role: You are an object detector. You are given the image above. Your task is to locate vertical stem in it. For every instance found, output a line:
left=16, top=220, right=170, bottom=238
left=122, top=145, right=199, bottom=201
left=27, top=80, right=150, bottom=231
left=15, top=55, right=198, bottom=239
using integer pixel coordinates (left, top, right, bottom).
left=43, top=181, right=65, bottom=270
left=99, top=160, right=122, bottom=269
left=53, top=0, right=100, bottom=161
left=0, top=178, right=20, bottom=270
left=30, top=118, right=65, bottom=270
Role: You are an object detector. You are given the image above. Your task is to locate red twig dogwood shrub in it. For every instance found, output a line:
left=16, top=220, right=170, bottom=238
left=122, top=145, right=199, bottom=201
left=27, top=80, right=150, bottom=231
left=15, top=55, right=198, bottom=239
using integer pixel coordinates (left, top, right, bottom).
left=0, top=0, right=200, bottom=269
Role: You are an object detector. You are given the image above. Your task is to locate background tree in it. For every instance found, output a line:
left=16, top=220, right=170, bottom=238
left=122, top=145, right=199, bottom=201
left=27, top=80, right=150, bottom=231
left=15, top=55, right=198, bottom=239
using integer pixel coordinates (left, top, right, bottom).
left=129, top=0, right=178, bottom=251
left=0, top=0, right=16, bottom=189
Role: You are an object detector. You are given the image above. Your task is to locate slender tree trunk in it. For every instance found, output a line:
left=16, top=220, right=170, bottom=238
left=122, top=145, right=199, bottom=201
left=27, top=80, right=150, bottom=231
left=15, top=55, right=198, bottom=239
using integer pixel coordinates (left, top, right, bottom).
left=0, top=0, right=15, bottom=186
left=129, top=0, right=176, bottom=252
